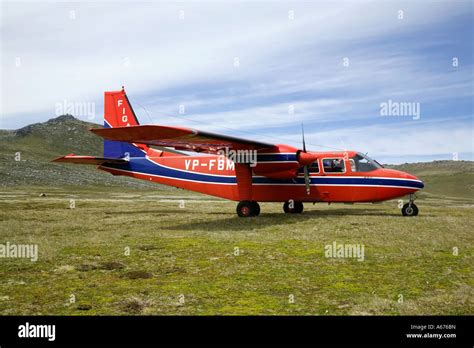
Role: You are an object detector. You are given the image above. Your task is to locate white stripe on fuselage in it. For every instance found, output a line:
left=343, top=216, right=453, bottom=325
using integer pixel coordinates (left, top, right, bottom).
left=102, top=165, right=421, bottom=190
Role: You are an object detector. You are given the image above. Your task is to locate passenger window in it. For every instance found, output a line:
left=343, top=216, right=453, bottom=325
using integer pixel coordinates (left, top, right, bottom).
left=322, top=158, right=345, bottom=173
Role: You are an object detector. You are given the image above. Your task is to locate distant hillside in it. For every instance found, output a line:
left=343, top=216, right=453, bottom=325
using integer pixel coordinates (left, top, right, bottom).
left=1, top=116, right=472, bottom=199
left=0, top=115, right=157, bottom=188
left=386, top=161, right=473, bottom=200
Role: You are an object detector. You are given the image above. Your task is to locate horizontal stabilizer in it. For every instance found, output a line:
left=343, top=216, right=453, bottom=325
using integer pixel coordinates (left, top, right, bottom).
left=52, top=154, right=128, bottom=165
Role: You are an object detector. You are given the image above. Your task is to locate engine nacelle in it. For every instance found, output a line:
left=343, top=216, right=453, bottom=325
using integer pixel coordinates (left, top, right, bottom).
left=251, top=145, right=321, bottom=179
left=297, top=150, right=319, bottom=166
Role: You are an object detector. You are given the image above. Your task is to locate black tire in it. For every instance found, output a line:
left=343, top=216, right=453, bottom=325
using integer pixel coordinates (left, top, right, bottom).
left=294, top=201, right=304, bottom=214
left=251, top=201, right=260, bottom=216
left=237, top=200, right=258, bottom=217
left=283, top=200, right=304, bottom=214
left=402, top=203, right=419, bottom=216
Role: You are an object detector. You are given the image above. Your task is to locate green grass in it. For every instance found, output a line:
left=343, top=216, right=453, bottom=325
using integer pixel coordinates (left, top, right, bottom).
left=0, top=186, right=472, bottom=315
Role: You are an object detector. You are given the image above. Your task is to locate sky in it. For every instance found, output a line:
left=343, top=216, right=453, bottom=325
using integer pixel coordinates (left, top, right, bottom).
left=1, top=0, right=473, bottom=164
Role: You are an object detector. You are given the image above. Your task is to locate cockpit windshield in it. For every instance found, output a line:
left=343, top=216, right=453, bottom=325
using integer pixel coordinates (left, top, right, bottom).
left=349, top=153, right=383, bottom=172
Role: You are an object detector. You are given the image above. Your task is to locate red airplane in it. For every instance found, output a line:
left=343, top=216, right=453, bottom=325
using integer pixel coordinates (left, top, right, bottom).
left=54, top=87, right=424, bottom=217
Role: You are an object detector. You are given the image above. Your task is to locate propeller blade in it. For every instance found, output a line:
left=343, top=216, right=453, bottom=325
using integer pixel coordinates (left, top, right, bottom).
left=301, top=124, right=306, bottom=153
left=303, top=165, right=310, bottom=195
left=300, top=123, right=310, bottom=194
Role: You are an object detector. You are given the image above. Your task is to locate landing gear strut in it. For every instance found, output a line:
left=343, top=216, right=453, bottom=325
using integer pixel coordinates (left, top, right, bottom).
left=283, top=200, right=304, bottom=214
left=236, top=200, right=260, bottom=217
left=401, top=194, right=419, bottom=217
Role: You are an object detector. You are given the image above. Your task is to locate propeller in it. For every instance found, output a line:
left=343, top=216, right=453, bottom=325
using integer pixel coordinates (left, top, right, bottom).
left=301, top=124, right=311, bottom=195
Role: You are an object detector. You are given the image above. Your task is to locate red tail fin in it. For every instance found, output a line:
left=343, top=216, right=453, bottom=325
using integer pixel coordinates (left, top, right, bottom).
left=104, top=87, right=140, bottom=128
left=103, top=87, right=148, bottom=158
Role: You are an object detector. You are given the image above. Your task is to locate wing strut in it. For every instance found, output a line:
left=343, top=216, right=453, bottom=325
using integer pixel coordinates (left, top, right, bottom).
left=235, top=163, right=253, bottom=201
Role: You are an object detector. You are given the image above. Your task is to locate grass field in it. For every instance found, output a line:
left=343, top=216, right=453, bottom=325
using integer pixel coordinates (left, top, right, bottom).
left=0, top=186, right=472, bottom=315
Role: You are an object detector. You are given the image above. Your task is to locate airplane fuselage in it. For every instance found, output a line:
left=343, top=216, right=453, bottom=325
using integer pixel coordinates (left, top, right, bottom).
left=99, top=151, right=424, bottom=203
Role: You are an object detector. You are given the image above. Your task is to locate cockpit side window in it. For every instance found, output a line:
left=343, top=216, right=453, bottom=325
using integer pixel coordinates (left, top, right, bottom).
left=349, top=159, right=356, bottom=172
left=322, top=158, right=345, bottom=173
left=350, top=153, right=382, bottom=172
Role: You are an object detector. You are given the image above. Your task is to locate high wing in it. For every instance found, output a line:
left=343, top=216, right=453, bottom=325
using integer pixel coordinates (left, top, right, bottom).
left=52, top=154, right=129, bottom=165
left=90, top=125, right=276, bottom=154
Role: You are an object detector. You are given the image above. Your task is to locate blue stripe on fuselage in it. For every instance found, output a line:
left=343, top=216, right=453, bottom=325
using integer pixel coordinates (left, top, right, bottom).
left=103, top=158, right=424, bottom=189
left=257, top=153, right=297, bottom=162
left=105, top=158, right=236, bottom=183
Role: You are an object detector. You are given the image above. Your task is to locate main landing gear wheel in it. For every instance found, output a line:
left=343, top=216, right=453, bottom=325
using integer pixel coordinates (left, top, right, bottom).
left=283, top=200, right=304, bottom=214
left=250, top=201, right=260, bottom=216
left=236, top=200, right=260, bottom=217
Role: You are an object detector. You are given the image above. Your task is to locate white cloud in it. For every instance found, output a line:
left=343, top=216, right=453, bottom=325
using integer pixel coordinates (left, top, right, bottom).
left=1, top=0, right=472, bottom=162
left=2, top=1, right=470, bottom=116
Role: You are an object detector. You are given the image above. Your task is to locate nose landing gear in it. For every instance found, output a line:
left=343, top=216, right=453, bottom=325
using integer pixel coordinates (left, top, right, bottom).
left=401, top=194, right=419, bottom=216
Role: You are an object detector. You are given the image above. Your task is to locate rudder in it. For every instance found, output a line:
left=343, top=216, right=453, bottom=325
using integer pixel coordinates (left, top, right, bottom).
left=103, top=87, right=147, bottom=158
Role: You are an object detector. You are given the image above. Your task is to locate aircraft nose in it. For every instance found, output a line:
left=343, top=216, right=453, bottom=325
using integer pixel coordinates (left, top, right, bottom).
left=403, top=172, right=424, bottom=189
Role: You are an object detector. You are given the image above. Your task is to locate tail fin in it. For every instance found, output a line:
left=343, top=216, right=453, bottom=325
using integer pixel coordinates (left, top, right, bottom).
left=103, top=87, right=148, bottom=158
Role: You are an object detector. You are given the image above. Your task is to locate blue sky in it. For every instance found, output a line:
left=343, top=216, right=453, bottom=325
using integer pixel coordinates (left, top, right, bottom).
left=1, top=0, right=473, bottom=163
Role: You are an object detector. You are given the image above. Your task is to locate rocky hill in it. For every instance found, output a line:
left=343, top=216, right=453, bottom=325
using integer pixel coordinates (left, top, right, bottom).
left=0, top=115, right=156, bottom=188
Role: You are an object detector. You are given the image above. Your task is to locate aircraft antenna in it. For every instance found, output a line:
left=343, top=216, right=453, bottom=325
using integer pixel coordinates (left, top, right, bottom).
left=135, top=102, right=154, bottom=125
